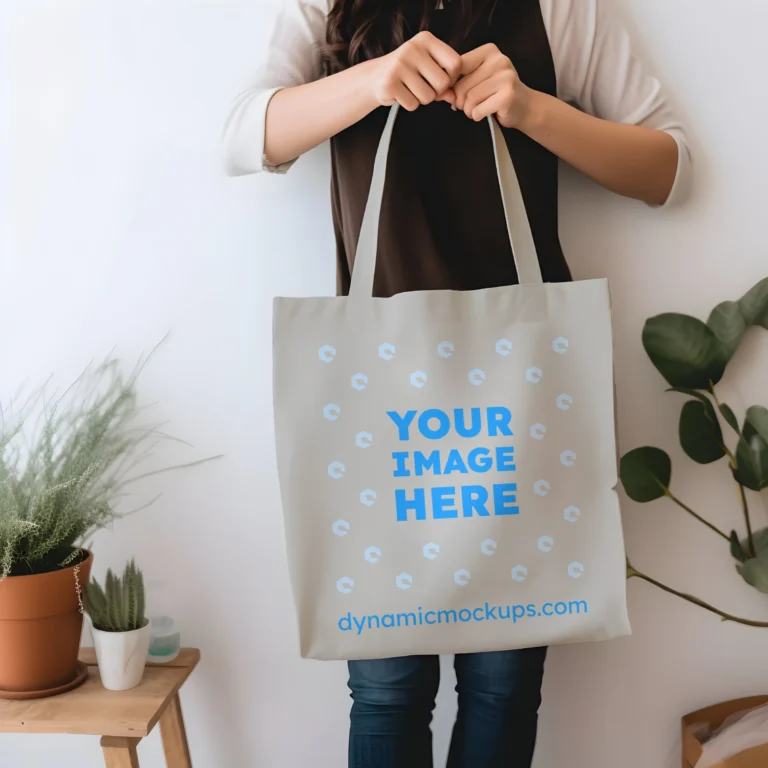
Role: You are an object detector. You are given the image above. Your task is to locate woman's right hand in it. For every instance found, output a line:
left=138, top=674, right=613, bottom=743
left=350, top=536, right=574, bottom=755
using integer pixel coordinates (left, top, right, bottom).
left=368, top=32, right=462, bottom=111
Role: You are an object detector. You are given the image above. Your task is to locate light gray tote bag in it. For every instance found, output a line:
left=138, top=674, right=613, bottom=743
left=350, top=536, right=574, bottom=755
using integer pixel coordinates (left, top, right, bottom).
left=274, top=105, right=631, bottom=660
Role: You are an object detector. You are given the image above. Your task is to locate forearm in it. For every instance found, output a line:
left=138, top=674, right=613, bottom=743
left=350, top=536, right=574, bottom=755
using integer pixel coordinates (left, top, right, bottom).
left=264, top=61, right=379, bottom=167
left=521, top=90, right=679, bottom=206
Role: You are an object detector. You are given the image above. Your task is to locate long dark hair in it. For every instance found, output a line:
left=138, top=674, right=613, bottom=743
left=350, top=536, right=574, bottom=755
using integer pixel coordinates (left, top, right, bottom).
left=326, top=0, right=495, bottom=72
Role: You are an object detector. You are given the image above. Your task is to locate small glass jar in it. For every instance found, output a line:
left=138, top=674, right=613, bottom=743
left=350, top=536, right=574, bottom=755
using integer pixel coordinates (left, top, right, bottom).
left=145, top=580, right=181, bottom=663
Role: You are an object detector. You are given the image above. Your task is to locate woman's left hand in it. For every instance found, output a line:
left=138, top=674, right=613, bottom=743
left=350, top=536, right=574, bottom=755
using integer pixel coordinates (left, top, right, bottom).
left=453, top=44, right=534, bottom=129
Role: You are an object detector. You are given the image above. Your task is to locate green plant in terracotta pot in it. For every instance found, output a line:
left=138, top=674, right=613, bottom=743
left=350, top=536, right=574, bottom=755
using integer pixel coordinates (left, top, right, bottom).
left=0, top=351, right=219, bottom=698
left=620, top=277, right=768, bottom=626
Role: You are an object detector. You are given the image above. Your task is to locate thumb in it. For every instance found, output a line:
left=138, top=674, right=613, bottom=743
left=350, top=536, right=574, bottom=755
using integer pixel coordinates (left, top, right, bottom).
left=436, top=88, right=456, bottom=106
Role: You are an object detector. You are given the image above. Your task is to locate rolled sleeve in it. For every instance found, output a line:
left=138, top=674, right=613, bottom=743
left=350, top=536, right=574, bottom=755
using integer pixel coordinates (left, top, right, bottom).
left=222, top=87, right=291, bottom=176
left=543, top=0, right=692, bottom=206
left=221, top=0, right=327, bottom=177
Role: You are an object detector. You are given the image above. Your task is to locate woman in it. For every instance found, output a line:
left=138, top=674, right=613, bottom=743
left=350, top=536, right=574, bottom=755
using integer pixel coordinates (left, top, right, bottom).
left=223, top=0, right=689, bottom=765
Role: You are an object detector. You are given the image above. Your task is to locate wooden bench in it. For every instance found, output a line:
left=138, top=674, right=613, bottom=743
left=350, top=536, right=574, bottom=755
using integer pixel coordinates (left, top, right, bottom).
left=0, top=647, right=200, bottom=767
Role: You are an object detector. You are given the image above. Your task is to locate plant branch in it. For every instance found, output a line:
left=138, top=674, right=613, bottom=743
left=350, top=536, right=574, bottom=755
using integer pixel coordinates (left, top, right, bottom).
left=664, top=489, right=731, bottom=542
left=738, top=484, right=756, bottom=556
left=628, top=564, right=768, bottom=628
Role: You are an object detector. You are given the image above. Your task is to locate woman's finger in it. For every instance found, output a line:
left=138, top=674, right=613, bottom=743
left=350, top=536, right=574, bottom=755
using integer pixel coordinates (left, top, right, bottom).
left=469, top=90, right=508, bottom=122
left=454, top=58, right=496, bottom=111
left=436, top=88, right=456, bottom=106
left=462, top=77, right=498, bottom=120
left=391, top=81, right=421, bottom=112
left=459, top=45, right=494, bottom=77
left=421, top=35, right=463, bottom=82
left=401, top=67, right=437, bottom=105
left=413, top=49, right=455, bottom=98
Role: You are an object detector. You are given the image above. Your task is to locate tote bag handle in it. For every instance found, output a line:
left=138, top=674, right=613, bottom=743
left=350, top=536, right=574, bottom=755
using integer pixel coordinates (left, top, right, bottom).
left=349, top=103, right=544, bottom=300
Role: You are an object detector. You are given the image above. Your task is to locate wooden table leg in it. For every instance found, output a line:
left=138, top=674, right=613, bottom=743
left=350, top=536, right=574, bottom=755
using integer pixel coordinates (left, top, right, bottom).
left=101, top=736, right=140, bottom=768
left=159, top=693, right=192, bottom=768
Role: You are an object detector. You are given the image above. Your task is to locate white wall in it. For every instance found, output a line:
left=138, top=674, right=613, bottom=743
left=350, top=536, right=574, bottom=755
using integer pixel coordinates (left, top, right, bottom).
left=2, top=1, right=767, bottom=766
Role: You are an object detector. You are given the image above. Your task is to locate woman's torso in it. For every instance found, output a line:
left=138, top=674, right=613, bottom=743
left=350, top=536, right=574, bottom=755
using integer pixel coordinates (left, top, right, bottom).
left=330, top=0, right=571, bottom=298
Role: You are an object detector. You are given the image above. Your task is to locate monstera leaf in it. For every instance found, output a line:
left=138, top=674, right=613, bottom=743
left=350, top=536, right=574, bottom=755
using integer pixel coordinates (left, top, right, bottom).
left=678, top=399, right=726, bottom=464
left=620, top=447, right=671, bottom=502
left=733, top=406, right=768, bottom=491
left=643, top=278, right=768, bottom=389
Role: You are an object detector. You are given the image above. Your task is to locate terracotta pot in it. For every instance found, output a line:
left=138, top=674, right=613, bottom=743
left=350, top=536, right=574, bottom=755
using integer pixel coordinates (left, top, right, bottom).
left=0, top=550, right=93, bottom=696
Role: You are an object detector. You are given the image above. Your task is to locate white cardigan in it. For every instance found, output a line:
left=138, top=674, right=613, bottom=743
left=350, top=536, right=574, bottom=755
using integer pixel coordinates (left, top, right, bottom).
left=223, top=0, right=690, bottom=205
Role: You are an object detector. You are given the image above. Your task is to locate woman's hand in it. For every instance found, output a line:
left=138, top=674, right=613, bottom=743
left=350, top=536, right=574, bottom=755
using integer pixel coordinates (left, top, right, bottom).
left=454, top=44, right=535, bottom=128
left=368, top=31, right=462, bottom=112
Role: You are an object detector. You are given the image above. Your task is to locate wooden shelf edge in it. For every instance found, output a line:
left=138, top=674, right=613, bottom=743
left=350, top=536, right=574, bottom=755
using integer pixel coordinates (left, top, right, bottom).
left=79, top=647, right=200, bottom=669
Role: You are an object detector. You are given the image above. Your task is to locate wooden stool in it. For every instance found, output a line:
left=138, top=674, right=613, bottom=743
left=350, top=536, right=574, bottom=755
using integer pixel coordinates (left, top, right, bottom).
left=0, top=647, right=200, bottom=767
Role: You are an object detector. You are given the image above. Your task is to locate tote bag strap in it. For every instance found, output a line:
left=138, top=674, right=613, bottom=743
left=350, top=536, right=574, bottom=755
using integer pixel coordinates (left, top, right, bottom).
left=349, top=103, right=544, bottom=301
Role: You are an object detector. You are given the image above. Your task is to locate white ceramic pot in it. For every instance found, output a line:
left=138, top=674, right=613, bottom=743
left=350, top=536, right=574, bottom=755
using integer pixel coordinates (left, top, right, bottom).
left=90, top=621, right=151, bottom=691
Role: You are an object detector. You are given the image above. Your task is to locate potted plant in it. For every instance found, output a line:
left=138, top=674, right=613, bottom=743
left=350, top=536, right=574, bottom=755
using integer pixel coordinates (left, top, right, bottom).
left=0, top=351, right=219, bottom=699
left=85, top=560, right=150, bottom=691
left=620, top=277, right=768, bottom=626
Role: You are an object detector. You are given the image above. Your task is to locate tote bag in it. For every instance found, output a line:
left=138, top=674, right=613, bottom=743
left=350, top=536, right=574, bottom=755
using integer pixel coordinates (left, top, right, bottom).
left=273, top=105, right=631, bottom=660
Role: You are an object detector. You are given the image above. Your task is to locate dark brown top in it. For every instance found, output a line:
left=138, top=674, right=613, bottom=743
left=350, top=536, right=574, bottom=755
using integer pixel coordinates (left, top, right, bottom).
left=329, top=0, right=570, bottom=299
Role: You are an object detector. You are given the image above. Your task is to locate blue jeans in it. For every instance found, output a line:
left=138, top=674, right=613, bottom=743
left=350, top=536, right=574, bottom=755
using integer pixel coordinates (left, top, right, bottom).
left=348, top=647, right=547, bottom=768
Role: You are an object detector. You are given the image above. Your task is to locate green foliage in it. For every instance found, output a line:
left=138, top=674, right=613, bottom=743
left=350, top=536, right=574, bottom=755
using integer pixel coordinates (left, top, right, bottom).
left=621, top=277, right=768, bottom=621
left=85, top=559, right=147, bottom=632
left=678, top=399, right=726, bottom=464
left=0, top=349, right=220, bottom=580
left=642, top=314, right=727, bottom=389
left=619, top=447, right=671, bottom=502
left=732, top=407, right=768, bottom=492
left=641, top=277, right=768, bottom=389
left=733, top=528, right=768, bottom=591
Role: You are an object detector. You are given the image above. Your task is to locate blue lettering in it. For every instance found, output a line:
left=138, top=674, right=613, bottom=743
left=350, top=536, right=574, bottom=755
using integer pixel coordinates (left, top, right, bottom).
left=367, top=615, right=380, bottom=630
left=353, top=617, right=366, bottom=635
left=493, top=483, right=519, bottom=516
left=498, top=606, right=511, bottom=620
left=424, top=611, right=437, bottom=625
left=487, top=406, right=513, bottom=437
left=438, top=610, right=458, bottom=624
left=338, top=613, right=352, bottom=632
left=443, top=449, right=469, bottom=474
left=418, top=408, right=451, bottom=440
left=454, top=407, right=482, bottom=438
left=495, top=446, right=516, bottom=472
left=432, top=487, right=457, bottom=519
left=397, top=612, right=417, bottom=627
left=382, top=614, right=395, bottom=628
left=395, top=488, right=427, bottom=522
left=392, top=451, right=410, bottom=477
left=459, top=609, right=472, bottom=622
left=512, top=605, right=526, bottom=623
left=414, top=451, right=442, bottom=476
left=527, top=604, right=537, bottom=617
left=387, top=410, right=417, bottom=441
left=473, top=608, right=485, bottom=621
left=484, top=602, right=497, bottom=621
left=467, top=447, right=492, bottom=473
left=461, top=485, right=490, bottom=517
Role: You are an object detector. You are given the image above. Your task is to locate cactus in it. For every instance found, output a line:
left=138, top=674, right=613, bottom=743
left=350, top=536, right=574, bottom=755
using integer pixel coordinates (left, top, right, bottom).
left=85, top=559, right=147, bottom=632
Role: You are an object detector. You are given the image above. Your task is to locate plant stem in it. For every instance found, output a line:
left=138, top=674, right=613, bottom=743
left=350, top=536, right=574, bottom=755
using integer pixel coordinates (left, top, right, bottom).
left=664, top=489, right=731, bottom=542
left=708, top=383, right=756, bottom=556
left=739, top=483, right=756, bottom=556
left=628, top=565, right=768, bottom=628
